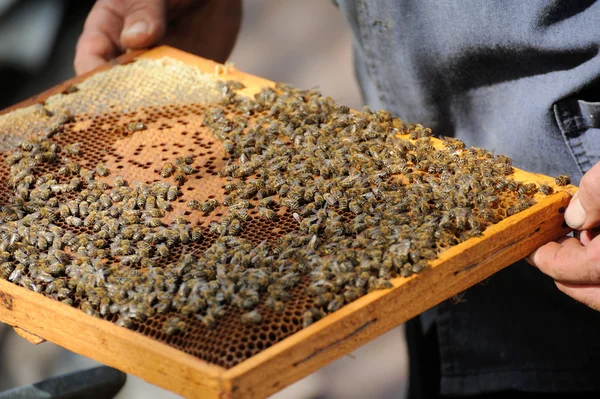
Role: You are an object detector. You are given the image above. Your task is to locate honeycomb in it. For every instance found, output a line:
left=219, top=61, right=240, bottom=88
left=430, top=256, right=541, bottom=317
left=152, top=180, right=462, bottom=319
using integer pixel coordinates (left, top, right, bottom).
left=0, top=57, right=555, bottom=369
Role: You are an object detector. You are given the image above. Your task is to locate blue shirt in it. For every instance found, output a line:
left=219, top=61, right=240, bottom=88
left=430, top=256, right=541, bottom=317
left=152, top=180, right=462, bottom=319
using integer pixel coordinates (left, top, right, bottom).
left=336, top=0, right=600, bottom=395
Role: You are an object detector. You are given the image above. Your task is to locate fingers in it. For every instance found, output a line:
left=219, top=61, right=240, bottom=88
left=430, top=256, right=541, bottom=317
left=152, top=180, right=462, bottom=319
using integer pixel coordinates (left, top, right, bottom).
left=74, top=0, right=166, bottom=76
left=565, top=162, right=600, bottom=230
left=120, top=0, right=166, bottom=48
left=555, top=282, right=600, bottom=311
left=529, top=237, right=600, bottom=284
left=74, top=31, right=118, bottom=76
left=75, top=0, right=125, bottom=75
left=579, top=228, right=600, bottom=246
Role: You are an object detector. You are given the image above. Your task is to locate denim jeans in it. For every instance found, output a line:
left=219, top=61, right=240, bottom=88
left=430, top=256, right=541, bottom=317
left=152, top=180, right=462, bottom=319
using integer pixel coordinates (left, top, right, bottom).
left=336, top=0, right=600, bottom=395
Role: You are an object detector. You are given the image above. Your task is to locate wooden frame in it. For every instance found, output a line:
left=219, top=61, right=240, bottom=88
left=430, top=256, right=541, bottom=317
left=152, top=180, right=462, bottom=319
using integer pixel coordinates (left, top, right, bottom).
left=0, top=46, right=575, bottom=398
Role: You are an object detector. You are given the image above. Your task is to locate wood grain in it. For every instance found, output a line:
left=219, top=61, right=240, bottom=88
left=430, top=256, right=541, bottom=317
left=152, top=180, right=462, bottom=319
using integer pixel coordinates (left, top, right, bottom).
left=14, top=327, right=46, bottom=345
left=0, top=46, right=577, bottom=399
left=0, top=278, right=225, bottom=398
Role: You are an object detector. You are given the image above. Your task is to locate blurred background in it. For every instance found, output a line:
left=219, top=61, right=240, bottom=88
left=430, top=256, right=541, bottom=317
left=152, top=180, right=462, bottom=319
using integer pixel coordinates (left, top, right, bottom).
left=0, top=0, right=408, bottom=398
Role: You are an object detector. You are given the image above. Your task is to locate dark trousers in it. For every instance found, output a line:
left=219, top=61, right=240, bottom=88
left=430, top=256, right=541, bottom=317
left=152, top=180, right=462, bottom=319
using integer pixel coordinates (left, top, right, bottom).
left=405, top=317, right=599, bottom=399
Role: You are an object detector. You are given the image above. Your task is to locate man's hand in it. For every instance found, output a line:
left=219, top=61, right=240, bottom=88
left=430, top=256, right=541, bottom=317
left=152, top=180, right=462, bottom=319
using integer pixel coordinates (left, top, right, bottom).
left=74, top=0, right=242, bottom=76
left=528, top=162, right=600, bottom=311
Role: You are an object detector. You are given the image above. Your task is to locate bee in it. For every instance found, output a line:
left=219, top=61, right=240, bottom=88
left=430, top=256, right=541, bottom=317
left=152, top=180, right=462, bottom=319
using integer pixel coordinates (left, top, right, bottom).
left=187, top=200, right=201, bottom=210
left=173, top=215, right=188, bottom=225
left=201, top=199, right=219, bottom=214
left=505, top=180, right=520, bottom=192
left=281, top=198, right=300, bottom=210
left=199, top=313, right=216, bottom=329
left=116, top=317, right=133, bottom=329
left=143, top=218, right=163, bottom=227
left=179, top=164, right=197, bottom=175
left=224, top=182, right=241, bottom=193
left=232, top=208, right=250, bottom=222
left=62, top=143, right=81, bottom=155
left=162, top=317, right=186, bottom=336
left=228, top=219, right=242, bottom=235
left=144, top=195, right=156, bottom=211
left=302, top=310, right=314, bottom=328
left=65, top=216, right=83, bottom=227
left=191, top=227, right=203, bottom=242
left=79, top=201, right=89, bottom=217
left=126, top=121, right=146, bottom=133
left=161, top=162, right=175, bottom=178
left=183, top=154, right=194, bottom=165
left=174, top=172, right=187, bottom=186
left=327, top=295, right=344, bottom=312
left=166, top=185, right=179, bottom=201
left=95, top=163, right=110, bottom=177
left=258, top=206, right=276, bottom=220
left=0, top=262, right=14, bottom=279
left=555, top=174, right=571, bottom=186
left=114, top=175, right=126, bottom=187
left=538, top=184, right=553, bottom=195
left=240, top=309, right=262, bottom=325
left=39, top=207, right=57, bottom=222
left=209, top=222, right=221, bottom=235
left=156, top=197, right=171, bottom=211
left=517, top=182, right=537, bottom=196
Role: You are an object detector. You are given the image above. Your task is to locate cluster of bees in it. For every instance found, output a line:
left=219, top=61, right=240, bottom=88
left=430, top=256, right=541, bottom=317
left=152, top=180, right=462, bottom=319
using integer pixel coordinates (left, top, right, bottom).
left=0, top=80, right=568, bottom=339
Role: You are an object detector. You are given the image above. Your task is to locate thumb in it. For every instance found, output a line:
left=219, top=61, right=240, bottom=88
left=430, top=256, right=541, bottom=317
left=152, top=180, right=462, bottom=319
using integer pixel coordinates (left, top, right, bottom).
left=120, top=0, right=166, bottom=48
left=565, top=162, right=600, bottom=230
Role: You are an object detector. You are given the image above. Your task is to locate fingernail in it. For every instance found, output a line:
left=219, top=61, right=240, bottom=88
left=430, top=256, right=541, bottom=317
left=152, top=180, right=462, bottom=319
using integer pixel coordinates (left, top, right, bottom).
left=564, top=194, right=586, bottom=229
left=122, top=21, right=149, bottom=38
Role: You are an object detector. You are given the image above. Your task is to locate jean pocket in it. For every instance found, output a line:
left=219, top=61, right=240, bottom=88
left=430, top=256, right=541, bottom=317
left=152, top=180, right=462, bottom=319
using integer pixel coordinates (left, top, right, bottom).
left=554, top=98, right=600, bottom=174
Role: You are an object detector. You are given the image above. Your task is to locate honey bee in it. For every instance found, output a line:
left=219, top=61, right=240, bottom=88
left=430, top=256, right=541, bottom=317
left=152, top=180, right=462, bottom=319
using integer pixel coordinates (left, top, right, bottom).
left=191, top=227, right=203, bottom=242
left=173, top=172, right=187, bottom=186
left=62, top=143, right=81, bottom=155
left=327, top=295, right=344, bottom=312
left=201, top=199, right=219, bottom=214
left=538, top=184, right=553, bottom=195
left=167, top=185, right=179, bottom=201
left=65, top=216, right=83, bottom=227
left=163, top=317, right=186, bottom=336
left=555, top=174, right=571, bottom=186
left=281, top=198, right=300, bottom=210
left=240, top=309, right=262, bottom=325
left=302, top=310, right=315, bottom=328
left=187, top=200, right=201, bottom=210
left=143, top=218, right=163, bottom=227
left=179, top=164, right=197, bottom=175
left=156, top=197, right=171, bottom=211
left=95, top=163, right=110, bottom=177
left=258, top=206, right=276, bottom=220
left=126, top=121, right=146, bottom=133
left=114, top=175, right=126, bottom=187
left=517, top=183, right=537, bottom=196
left=199, top=313, right=216, bottom=329
left=161, top=162, right=175, bottom=178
